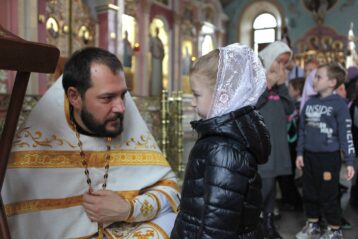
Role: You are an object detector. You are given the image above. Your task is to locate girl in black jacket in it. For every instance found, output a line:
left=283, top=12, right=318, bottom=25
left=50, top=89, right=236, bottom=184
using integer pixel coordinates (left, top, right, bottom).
left=170, top=43, right=271, bottom=239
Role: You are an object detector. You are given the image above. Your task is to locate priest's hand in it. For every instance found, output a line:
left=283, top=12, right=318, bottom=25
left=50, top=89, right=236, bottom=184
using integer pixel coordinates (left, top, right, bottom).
left=82, top=189, right=131, bottom=223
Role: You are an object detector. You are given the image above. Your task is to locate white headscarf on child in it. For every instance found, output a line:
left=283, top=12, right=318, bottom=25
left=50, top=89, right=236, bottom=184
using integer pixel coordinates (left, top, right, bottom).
left=207, top=43, right=267, bottom=118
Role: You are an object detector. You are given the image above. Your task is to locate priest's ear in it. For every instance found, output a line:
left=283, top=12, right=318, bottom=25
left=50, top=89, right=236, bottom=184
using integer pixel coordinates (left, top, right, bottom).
left=67, top=86, right=82, bottom=109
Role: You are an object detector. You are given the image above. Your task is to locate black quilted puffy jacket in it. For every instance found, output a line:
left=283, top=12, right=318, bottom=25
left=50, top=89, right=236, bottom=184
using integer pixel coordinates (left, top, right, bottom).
left=171, top=106, right=270, bottom=239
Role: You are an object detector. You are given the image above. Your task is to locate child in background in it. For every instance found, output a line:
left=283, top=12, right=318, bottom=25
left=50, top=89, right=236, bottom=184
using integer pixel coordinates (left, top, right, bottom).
left=288, top=77, right=305, bottom=107
left=288, top=77, right=305, bottom=158
left=296, top=63, right=355, bottom=239
left=171, top=43, right=271, bottom=239
left=278, top=77, right=305, bottom=211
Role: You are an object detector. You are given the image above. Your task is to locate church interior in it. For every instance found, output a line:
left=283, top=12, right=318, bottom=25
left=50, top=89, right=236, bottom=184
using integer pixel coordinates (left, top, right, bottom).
left=1, top=0, right=358, bottom=238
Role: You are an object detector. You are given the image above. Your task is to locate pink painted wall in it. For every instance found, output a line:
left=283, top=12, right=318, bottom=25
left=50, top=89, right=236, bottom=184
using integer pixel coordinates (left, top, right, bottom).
left=0, top=0, right=18, bottom=33
left=98, top=12, right=109, bottom=50
left=97, top=10, right=117, bottom=53
left=0, top=0, right=18, bottom=94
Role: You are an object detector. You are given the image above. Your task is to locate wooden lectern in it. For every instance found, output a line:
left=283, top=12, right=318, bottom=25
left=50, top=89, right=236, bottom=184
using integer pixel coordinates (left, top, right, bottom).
left=0, top=25, right=59, bottom=238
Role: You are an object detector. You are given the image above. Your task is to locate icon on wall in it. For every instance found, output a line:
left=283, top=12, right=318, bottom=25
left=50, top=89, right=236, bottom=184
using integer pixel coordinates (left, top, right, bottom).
left=78, top=25, right=92, bottom=44
left=46, top=17, right=59, bottom=38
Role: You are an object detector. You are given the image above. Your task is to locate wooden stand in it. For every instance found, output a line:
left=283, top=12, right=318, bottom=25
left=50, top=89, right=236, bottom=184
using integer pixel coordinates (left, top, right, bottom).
left=0, top=25, right=59, bottom=239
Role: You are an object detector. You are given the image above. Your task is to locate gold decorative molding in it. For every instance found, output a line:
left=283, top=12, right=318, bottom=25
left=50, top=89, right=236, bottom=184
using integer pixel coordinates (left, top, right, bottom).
left=38, top=14, right=46, bottom=23
left=108, top=3, right=120, bottom=11
left=95, top=4, right=119, bottom=12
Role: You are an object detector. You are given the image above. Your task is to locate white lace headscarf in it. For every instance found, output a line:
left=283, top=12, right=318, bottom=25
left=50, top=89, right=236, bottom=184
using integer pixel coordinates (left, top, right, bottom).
left=207, top=43, right=267, bottom=118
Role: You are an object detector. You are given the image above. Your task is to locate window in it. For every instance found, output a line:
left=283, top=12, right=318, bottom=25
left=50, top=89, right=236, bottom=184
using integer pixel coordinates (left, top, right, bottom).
left=253, top=13, right=277, bottom=52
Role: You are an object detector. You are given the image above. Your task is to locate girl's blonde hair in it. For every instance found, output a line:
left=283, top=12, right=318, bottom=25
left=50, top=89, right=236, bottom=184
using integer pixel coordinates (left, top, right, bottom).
left=190, top=49, right=219, bottom=89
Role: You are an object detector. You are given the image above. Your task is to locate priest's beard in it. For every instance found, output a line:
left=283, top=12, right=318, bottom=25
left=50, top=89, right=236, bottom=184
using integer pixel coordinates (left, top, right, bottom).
left=80, top=106, right=124, bottom=137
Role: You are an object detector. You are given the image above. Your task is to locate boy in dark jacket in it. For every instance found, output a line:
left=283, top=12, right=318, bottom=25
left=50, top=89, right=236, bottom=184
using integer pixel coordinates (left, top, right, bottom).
left=295, top=63, right=355, bottom=239
left=170, top=43, right=270, bottom=239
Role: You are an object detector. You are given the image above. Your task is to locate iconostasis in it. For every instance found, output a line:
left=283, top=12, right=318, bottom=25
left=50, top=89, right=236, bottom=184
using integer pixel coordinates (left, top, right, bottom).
left=44, top=0, right=95, bottom=57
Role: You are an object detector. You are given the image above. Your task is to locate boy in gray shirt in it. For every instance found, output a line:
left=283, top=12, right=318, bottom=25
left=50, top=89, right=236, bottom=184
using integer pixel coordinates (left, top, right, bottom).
left=296, top=62, right=355, bottom=239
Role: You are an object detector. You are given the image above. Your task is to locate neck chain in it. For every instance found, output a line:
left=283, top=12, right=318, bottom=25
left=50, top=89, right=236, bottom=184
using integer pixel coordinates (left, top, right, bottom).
left=71, top=121, right=111, bottom=239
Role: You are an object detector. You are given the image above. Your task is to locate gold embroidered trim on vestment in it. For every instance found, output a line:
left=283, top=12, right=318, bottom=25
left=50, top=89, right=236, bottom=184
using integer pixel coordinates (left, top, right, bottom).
left=125, top=199, right=134, bottom=222
left=150, top=189, right=178, bottom=213
left=14, top=127, right=77, bottom=149
left=5, top=191, right=139, bottom=217
left=124, top=134, right=158, bottom=150
left=130, top=226, right=157, bottom=239
left=140, top=199, right=154, bottom=217
left=147, top=222, right=170, bottom=239
left=8, top=150, right=169, bottom=168
left=103, top=230, right=116, bottom=239
left=147, top=192, right=161, bottom=219
left=72, top=234, right=96, bottom=239
left=141, top=180, right=179, bottom=193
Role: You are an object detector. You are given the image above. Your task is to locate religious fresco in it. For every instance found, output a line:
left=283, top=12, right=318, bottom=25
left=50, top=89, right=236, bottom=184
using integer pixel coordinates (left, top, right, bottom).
left=122, top=14, right=137, bottom=91
left=149, top=18, right=169, bottom=95
left=70, top=0, right=95, bottom=53
left=180, top=6, right=197, bottom=94
left=46, top=17, right=60, bottom=38
left=0, top=0, right=241, bottom=97
left=45, top=0, right=95, bottom=56
left=45, top=0, right=67, bottom=55
left=181, top=40, right=194, bottom=94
